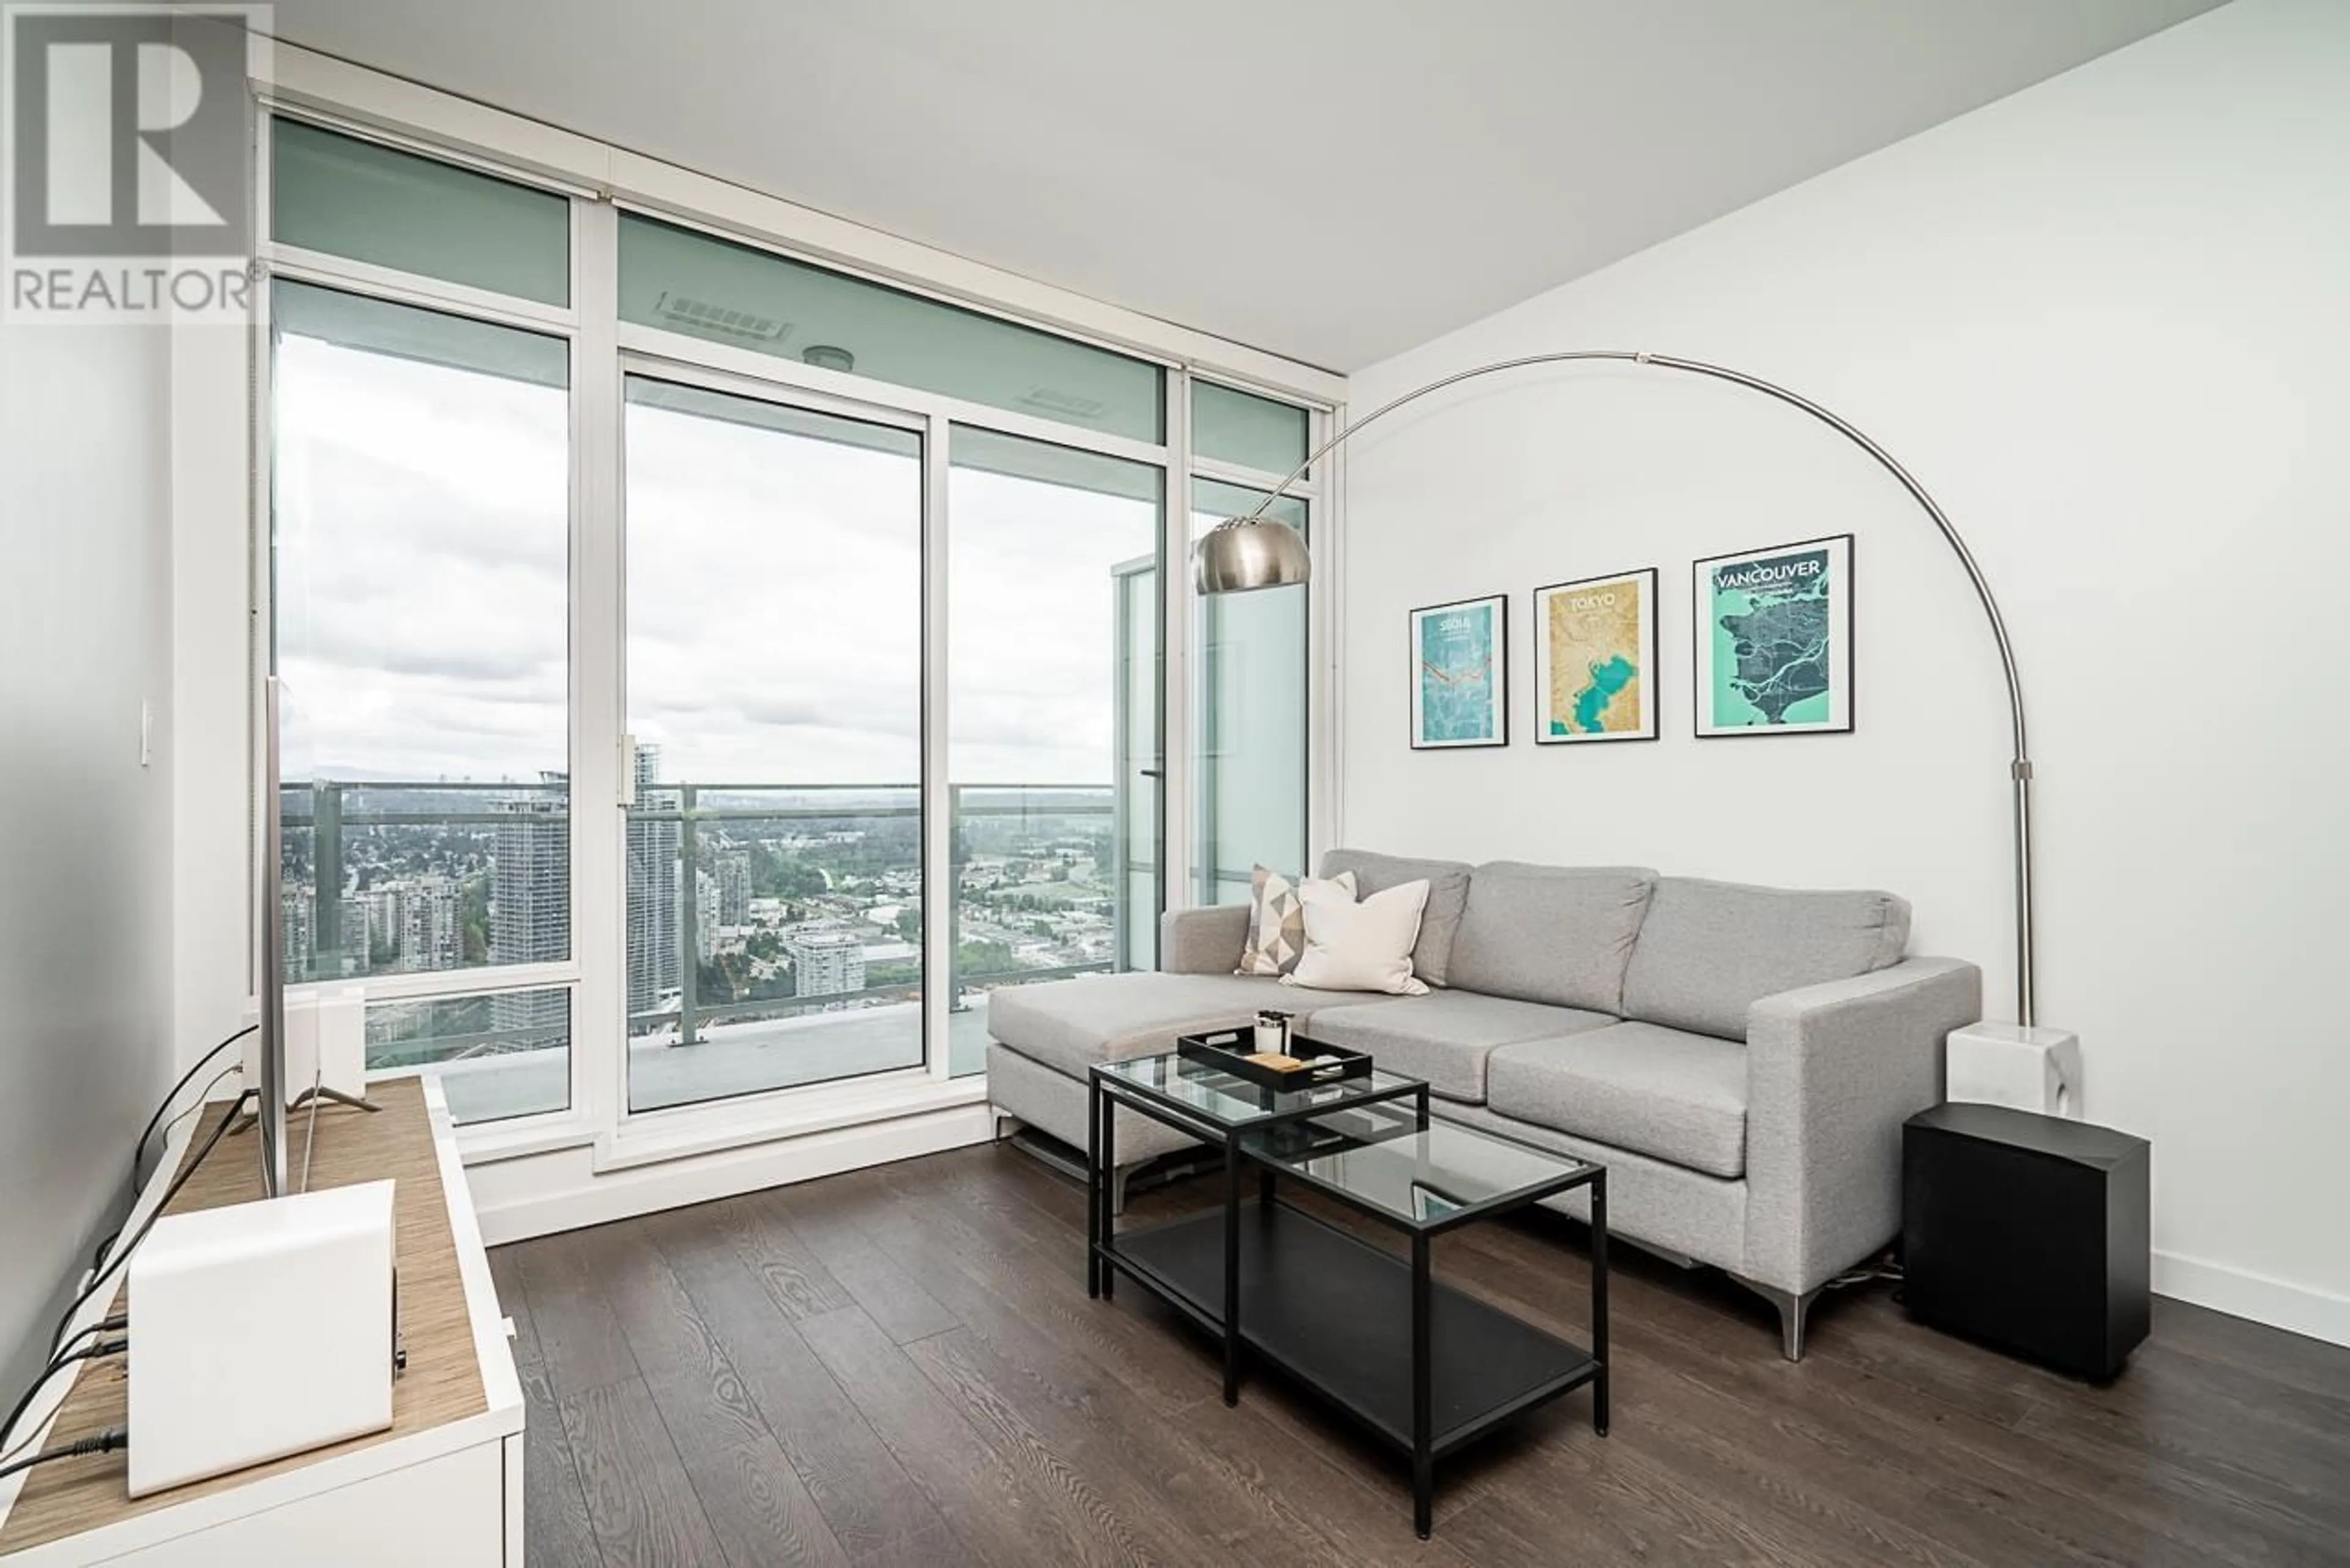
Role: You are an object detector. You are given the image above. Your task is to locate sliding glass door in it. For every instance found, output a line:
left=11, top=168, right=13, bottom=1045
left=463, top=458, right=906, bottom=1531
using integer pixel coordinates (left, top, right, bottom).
left=621, top=375, right=925, bottom=1111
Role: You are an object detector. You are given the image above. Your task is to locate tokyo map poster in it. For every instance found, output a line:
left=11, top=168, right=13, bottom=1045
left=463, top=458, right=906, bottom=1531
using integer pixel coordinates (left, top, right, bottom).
left=1409, top=594, right=1508, bottom=749
left=1534, top=567, right=1658, bottom=744
left=1692, top=535, right=1853, bottom=736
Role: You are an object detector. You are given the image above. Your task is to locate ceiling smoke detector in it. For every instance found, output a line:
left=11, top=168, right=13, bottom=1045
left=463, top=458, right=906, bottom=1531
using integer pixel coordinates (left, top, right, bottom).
left=802, top=345, right=855, bottom=373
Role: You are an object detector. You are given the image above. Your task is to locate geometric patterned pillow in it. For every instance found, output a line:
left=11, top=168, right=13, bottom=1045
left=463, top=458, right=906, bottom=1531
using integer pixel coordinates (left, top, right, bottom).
left=1237, top=864, right=1356, bottom=977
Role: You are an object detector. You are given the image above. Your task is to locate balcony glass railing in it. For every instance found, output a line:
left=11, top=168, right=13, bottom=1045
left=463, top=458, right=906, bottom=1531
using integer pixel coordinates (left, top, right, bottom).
left=282, top=778, right=1149, bottom=1121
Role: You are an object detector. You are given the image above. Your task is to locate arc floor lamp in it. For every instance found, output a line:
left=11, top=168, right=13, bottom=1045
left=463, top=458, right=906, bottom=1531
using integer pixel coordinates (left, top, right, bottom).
left=1194, top=350, right=2043, bottom=1032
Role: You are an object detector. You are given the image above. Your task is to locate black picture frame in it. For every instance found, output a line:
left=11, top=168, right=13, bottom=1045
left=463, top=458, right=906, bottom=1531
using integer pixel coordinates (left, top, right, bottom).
left=1408, top=593, right=1509, bottom=750
left=1531, top=566, right=1661, bottom=745
left=1690, top=533, right=1855, bottom=738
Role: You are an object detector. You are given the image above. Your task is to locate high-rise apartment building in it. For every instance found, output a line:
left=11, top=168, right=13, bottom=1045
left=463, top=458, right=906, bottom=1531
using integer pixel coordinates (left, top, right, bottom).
left=401, top=875, right=463, bottom=971
left=493, top=772, right=570, bottom=1039
left=626, top=744, right=682, bottom=1021
left=785, top=927, right=867, bottom=998
left=360, top=886, right=403, bottom=954
left=338, top=894, right=368, bottom=966
left=695, top=867, right=722, bottom=964
left=715, top=846, right=751, bottom=927
left=282, top=886, right=315, bottom=981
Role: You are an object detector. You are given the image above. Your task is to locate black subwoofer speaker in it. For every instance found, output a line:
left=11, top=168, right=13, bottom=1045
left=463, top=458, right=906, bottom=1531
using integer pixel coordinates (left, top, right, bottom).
left=1902, top=1102, right=2150, bottom=1381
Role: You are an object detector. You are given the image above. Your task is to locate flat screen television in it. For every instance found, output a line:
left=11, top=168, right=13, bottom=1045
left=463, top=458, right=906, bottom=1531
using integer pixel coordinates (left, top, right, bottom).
left=257, top=676, right=289, bottom=1197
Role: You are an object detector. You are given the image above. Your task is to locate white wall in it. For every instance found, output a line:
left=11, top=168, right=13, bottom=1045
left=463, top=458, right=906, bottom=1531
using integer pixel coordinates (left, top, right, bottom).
left=1339, top=0, right=2350, bottom=1343
left=168, top=316, right=253, bottom=1065
left=0, top=321, right=179, bottom=1395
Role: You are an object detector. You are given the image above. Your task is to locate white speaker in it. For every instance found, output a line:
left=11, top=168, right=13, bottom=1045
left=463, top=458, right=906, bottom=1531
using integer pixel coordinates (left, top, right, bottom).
left=1946, top=1022, right=2083, bottom=1118
left=127, top=1181, right=398, bottom=1496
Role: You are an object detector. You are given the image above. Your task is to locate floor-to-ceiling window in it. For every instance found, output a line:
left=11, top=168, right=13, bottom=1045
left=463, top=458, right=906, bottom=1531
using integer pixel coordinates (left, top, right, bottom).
left=268, top=121, right=577, bottom=1126
left=947, top=430, right=1164, bottom=1074
left=1189, top=383, right=1314, bottom=902
left=262, top=108, right=1330, bottom=1151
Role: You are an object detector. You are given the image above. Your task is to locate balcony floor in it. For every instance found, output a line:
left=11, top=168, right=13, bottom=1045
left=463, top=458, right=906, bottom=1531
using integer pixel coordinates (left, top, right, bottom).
left=434, top=997, right=995, bottom=1125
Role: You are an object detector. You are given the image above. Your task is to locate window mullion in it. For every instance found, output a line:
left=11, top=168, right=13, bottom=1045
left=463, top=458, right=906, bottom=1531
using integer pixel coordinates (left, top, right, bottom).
left=1163, top=369, right=1193, bottom=922
left=573, top=196, right=627, bottom=1144
left=1309, top=402, right=1342, bottom=870
left=922, top=413, right=952, bottom=1081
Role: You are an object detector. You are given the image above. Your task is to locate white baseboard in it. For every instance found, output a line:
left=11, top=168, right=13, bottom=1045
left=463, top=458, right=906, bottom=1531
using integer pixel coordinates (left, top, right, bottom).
left=2154, top=1249, right=2350, bottom=1349
left=467, top=1103, right=997, bottom=1246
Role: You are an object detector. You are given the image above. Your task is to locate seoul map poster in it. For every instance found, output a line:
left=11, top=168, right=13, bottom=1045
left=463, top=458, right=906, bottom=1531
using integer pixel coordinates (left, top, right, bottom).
left=1693, top=535, right=1853, bottom=736
left=1411, top=595, right=1507, bottom=747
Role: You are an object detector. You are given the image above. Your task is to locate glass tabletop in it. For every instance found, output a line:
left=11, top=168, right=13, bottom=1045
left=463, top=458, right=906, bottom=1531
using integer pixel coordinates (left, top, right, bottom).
left=1240, top=1101, right=1600, bottom=1233
left=1094, top=1051, right=1422, bottom=1130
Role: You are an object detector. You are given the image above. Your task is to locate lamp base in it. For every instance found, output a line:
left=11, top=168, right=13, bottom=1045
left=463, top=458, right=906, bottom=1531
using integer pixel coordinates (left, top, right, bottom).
left=1947, top=1022, right=2082, bottom=1118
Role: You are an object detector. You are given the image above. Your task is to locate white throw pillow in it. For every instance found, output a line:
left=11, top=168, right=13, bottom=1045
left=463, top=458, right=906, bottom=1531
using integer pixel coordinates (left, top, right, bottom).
left=1236, top=865, right=1357, bottom=977
left=1284, top=877, right=1432, bottom=996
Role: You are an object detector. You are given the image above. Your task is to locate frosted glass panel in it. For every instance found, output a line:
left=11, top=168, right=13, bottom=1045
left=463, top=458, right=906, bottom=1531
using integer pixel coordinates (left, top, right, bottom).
left=368, top=990, right=570, bottom=1124
left=272, top=119, right=570, bottom=306
left=621, top=215, right=1165, bottom=443
left=1192, top=380, right=1310, bottom=474
left=1192, top=479, right=1307, bottom=902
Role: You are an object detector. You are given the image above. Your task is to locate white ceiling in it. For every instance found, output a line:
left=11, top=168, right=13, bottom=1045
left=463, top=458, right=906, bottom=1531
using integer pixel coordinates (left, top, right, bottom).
left=257, top=0, right=2223, bottom=371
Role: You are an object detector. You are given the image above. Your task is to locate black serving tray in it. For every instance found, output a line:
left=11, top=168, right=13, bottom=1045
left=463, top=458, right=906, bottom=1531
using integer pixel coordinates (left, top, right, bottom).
left=1177, top=1026, right=1371, bottom=1091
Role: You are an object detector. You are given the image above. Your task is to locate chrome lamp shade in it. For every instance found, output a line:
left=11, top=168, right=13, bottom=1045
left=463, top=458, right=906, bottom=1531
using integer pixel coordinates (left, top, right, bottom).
left=1194, top=517, right=1311, bottom=594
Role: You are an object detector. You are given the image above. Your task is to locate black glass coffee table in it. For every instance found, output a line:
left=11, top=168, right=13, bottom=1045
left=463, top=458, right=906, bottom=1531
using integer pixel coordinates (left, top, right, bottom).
left=1088, top=1049, right=1428, bottom=1402
left=1089, top=1053, right=1607, bottom=1539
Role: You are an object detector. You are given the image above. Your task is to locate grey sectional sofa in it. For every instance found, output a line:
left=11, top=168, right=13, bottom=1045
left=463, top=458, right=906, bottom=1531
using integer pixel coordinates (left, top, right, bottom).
left=985, top=850, right=1982, bottom=1359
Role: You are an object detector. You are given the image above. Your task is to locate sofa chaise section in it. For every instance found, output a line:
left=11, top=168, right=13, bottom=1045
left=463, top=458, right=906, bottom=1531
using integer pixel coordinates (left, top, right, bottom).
left=983, top=909, right=1420, bottom=1204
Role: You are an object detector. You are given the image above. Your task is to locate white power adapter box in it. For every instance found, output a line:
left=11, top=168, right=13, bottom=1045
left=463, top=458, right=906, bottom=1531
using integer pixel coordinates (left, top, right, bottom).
left=127, top=1181, right=398, bottom=1496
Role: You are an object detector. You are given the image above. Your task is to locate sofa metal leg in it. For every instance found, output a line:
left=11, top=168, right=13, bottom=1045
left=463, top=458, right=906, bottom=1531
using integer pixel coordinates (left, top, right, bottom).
left=1110, top=1166, right=1131, bottom=1218
left=1733, top=1277, right=1823, bottom=1361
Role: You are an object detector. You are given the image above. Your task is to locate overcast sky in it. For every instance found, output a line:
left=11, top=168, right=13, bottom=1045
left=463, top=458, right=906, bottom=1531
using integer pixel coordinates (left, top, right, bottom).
left=275, top=334, right=1162, bottom=793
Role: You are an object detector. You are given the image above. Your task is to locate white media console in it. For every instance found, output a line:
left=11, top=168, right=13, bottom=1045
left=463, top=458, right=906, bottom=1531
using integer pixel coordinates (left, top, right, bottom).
left=0, top=1077, right=524, bottom=1566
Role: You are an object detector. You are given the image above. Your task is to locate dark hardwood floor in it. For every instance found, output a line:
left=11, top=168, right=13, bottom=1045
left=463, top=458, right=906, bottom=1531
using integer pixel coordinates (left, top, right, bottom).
left=490, top=1141, right=2350, bottom=1567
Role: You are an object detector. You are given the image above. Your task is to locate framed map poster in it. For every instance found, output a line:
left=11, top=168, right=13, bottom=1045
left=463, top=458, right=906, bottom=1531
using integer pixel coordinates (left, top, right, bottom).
left=1409, top=594, right=1507, bottom=749
left=1534, top=567, right=1658, bottom=744
left=1692, top=534, right=1853, bottom=736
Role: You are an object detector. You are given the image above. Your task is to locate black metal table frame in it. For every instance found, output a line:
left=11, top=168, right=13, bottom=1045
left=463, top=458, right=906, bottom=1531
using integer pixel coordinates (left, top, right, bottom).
left=1086, top=1062, right=1610, bottom=1538
left=1087, top=1065, right=1429, bottom=1401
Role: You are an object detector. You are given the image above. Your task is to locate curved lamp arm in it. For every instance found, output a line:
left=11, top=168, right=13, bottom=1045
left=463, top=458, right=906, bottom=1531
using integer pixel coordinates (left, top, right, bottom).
left=1212, top=349, right=2037, bottom=1026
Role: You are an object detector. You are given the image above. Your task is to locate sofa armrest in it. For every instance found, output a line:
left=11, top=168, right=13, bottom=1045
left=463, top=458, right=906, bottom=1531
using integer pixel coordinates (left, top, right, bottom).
left=1159, top=905, right=1250, bottom=976
left=1740, top=957, right=1982, bottom=1296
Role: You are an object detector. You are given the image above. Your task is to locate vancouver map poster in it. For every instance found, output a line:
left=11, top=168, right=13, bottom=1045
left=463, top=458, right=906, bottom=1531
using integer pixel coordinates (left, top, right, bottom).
left=1410, top=594, right=1507, bottom=748
left=1692, top=535, right=1853, bottom=736
left=1534, top=567, right=1658, bottom=743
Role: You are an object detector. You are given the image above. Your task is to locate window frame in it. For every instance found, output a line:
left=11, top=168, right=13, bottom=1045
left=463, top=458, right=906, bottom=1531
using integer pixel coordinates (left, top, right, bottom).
left=245, top=84, right=1342, bottom=1181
